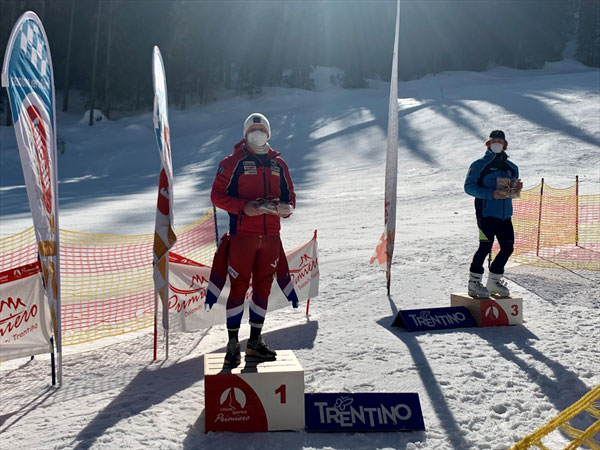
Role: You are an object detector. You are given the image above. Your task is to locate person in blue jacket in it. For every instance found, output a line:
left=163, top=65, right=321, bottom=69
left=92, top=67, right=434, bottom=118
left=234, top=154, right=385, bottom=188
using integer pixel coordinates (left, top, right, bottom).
left=464, top=130, right=522, bottom=298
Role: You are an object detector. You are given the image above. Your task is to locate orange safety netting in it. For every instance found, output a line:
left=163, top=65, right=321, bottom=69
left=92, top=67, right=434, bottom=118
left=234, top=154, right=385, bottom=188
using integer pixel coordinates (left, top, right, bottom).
left=0, top=208, right=217, bottom=345
left=493, top=180, right=599, bottom=271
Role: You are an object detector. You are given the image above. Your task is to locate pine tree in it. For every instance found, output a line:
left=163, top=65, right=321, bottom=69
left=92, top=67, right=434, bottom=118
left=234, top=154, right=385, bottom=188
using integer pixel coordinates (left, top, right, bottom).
left=576, top=0, right=600, bottom=67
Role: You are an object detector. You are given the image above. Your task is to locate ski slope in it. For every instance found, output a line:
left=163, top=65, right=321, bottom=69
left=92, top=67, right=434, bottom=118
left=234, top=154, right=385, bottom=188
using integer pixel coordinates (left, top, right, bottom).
left=1, top=61, right=599, bottom=449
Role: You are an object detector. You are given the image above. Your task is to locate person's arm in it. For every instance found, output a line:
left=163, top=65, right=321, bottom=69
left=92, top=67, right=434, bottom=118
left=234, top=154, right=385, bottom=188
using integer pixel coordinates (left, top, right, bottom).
left=278, top=159, right=296, bottom=217
left=464, top=161, right=495, bottom=200
left=210, top=157, right=248, bottom=215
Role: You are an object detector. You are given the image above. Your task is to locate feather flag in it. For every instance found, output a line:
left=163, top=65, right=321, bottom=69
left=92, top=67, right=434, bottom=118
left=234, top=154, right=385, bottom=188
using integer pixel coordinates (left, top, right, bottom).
left=370, top=0, right=400, bottom=295
left=2, top=11, right=62, bottom=382
left=151, top=46, right=176, bottom=358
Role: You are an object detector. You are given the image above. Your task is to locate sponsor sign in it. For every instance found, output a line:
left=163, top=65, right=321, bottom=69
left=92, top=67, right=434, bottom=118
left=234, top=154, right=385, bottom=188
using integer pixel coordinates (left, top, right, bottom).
left=371, top=0, right=400, bottom=286
left=305, top=393, right=425, bottom=432
left=0, top=262, right=53, bottom=360
left=286, top=235, right=319, bottom=301
left=2, top=11, right=61, bottom=369
left=167, top=233, right=319, bottom=332
left=167, top=252, right=224, bottom=331
left=392, top=306, right=476, bottom=331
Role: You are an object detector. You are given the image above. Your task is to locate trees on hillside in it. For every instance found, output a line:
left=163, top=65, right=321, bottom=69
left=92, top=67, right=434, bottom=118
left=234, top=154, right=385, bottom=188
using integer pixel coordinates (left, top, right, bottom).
left=0, top=0, right=597, bottom=121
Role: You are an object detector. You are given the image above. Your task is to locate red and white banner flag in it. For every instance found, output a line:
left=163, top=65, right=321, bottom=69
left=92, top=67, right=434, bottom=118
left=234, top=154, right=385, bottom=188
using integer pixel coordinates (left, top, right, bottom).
left=152, top=46, right=176, bottom=338
left=167, top=253, right=223, bottom=332
left=2, top=12, right=61, bottom=374
left=371, top=0, right=400, bottom=294
left=287, top=232, right=319, bottom=301
left=167, top=234, right=319, bottom=332
left=0, top=262, right=53, bottom=361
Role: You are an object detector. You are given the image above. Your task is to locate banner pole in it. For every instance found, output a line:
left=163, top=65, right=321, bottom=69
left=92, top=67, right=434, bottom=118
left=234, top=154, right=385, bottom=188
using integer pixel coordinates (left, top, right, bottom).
left=50, top=337, right=56, bottom=386
left=536, top=178, right=544, bottom=257
left=305, top=229, right=318, bottom=315
left=165, top=250, right=169, bottom=361
left=213, top=205, right=219, bottom=243
left=153, top=290, right=158, bottom=360
left=575, top=175, right=579, bottom=247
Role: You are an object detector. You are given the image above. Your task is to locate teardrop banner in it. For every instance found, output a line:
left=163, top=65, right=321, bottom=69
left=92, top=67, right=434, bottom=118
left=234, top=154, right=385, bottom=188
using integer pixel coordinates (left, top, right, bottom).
left=2, top=11, right=62, bottom=383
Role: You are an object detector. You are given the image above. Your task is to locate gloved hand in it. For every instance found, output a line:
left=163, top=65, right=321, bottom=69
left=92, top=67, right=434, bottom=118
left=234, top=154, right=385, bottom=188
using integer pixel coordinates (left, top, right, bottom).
left=255, top=198, right=294, bottom=217
left=243, top=200, right=265, bottom=216
left=205, top=290, right=218, bottom=311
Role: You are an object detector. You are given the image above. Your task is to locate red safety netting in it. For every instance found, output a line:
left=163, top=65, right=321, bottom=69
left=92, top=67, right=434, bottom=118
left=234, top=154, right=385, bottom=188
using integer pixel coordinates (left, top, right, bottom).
left=0, top=208, right=217, bottom=345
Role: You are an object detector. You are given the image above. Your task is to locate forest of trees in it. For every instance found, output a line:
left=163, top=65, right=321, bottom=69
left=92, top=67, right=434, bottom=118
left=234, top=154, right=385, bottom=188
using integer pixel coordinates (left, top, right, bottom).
left=0, top=0, right=599, bottom=123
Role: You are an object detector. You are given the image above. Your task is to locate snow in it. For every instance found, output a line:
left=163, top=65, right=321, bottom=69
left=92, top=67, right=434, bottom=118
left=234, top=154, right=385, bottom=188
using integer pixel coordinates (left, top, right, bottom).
left=1, top=61, right=599, bottom=449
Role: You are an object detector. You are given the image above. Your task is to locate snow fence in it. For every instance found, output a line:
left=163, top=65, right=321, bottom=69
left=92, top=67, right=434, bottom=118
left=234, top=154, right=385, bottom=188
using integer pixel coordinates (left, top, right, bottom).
left=0, top=208, right=217, bottom=345
left=510, top=384, right=600, bottom=450
left=493, top=178, right=599, bottom=271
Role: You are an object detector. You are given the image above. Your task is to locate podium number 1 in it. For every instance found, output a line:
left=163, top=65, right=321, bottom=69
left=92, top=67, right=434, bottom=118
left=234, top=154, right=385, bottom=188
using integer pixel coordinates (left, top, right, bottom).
left=275, top=384, right=286, bottom=403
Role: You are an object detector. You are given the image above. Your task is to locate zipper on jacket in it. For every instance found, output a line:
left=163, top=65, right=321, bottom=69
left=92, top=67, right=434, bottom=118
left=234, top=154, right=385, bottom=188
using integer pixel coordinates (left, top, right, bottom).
left=262, top=166, right=268, bottom=234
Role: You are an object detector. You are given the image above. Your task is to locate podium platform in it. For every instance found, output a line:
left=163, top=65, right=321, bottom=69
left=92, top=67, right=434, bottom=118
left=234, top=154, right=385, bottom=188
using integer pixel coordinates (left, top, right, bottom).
left=204, top=350, right=305, bottom=432
left=451, top=293, right=523, bottom=327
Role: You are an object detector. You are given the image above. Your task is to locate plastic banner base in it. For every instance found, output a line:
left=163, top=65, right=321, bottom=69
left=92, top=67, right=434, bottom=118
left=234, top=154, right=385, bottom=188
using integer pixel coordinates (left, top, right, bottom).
left=450, top=293, right=523, bottom=327
left=204, top=350, right=304, bottom=432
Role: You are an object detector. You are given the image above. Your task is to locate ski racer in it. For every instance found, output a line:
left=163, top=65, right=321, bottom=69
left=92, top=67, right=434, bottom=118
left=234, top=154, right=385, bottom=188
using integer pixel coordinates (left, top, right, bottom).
left=208, top=113, right=296, bottom=366
left=464, top=129, right=522, bottom=298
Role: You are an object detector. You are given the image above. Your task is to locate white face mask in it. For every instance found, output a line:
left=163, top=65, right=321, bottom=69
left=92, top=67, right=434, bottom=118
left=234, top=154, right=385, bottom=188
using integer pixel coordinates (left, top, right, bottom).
left=247, top=130, right=268, bottom=147
left=490, top=142, right=504, bottom=153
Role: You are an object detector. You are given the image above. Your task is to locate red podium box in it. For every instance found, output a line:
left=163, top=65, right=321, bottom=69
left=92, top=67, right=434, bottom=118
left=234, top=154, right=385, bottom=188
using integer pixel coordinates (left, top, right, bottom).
left=451, top=293, right=523, bottom=327
left=204, top=350, right=305, bottom=432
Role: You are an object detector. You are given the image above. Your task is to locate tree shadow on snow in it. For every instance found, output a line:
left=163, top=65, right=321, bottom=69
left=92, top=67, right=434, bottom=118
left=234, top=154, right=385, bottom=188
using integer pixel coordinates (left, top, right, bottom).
left=375, top=297, right=474, bottom=449
left=381, top=296, right=595, bottom=444
left=71, top=321, right=318, bottom=450
left=475, top=326, right=596, bottom=436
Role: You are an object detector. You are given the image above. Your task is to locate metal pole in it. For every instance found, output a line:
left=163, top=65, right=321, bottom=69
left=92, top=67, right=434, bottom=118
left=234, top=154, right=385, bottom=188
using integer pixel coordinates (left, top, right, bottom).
left=212, top=205, right=219, bottom=243
left=575, top=175, right=579, bottom=247
left=153, top=290, right=157, bottom=360
left=536, top=178, right=544, bottom=257
left=165, top=251, right=169, bottom=361
left=50, top=337, right=56, bottom=385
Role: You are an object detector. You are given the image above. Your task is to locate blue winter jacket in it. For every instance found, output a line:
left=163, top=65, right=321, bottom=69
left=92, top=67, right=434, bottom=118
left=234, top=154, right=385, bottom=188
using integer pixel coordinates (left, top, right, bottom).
left=464, top=150, right=519, bottom=219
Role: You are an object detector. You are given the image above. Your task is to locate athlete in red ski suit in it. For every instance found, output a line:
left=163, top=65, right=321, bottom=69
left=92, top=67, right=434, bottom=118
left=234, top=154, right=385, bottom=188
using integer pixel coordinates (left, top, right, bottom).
left=210, top=113, right=295, bottom=363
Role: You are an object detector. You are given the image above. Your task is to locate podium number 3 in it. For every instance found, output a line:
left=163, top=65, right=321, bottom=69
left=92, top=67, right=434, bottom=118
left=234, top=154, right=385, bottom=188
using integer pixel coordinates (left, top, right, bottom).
left=511, top=304, right=519, bottom=316
left=275, top=384, right=286, bottom=403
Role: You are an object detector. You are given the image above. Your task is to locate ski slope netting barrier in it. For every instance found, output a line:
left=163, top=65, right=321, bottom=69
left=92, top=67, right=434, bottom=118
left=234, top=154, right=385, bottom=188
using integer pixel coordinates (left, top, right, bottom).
left=493, top=181, right=599, bottom=271
left=510, top=384, right=600, bottom=450
left=0, top=208, right=217, bottom=346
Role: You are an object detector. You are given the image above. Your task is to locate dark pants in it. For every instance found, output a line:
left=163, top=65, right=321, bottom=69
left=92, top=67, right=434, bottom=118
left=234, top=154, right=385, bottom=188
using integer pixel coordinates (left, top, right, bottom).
left=470, top=217, right=514, bottom=275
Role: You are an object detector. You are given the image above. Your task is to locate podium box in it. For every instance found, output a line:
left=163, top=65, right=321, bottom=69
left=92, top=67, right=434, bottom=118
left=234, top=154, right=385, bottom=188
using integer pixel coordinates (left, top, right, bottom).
left=451, top=293, right=523, bottom=327
left=204, top=350, right=305, bottom=432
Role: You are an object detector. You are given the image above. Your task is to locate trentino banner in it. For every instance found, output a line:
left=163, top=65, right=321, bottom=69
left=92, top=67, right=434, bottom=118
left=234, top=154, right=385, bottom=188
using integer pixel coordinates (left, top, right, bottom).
left=152, top=46, right=177, bottom=353
left=1, top=11, right=61, bottom=380
left=370, top=0, right=400, bottom=295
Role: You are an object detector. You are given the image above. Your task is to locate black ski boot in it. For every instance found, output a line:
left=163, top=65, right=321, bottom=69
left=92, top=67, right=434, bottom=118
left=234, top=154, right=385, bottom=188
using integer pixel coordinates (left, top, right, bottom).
left=246, top=336, right=277, bottom=360
left=224, top=339, right=241, bottom=366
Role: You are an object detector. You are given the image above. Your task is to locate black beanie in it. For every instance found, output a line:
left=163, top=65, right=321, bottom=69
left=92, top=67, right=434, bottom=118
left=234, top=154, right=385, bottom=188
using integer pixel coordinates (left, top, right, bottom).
left=489, top=130, right=505, bottom=140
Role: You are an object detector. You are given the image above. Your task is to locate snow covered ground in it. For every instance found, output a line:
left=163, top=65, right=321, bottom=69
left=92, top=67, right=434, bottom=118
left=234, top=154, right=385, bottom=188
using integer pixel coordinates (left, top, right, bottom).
left=1, top=61, right=599, bottom=449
